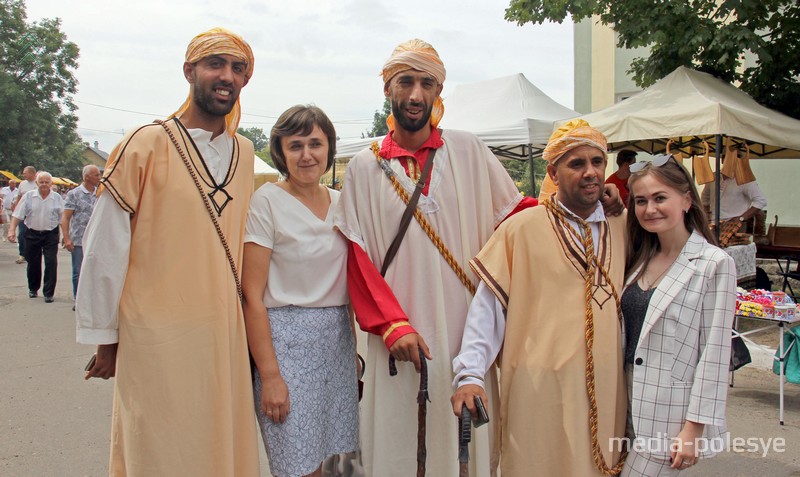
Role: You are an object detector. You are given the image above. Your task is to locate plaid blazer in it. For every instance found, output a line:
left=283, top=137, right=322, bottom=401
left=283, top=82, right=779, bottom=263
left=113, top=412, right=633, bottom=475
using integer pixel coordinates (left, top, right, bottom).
left=624, top=231, right=736, bottom=458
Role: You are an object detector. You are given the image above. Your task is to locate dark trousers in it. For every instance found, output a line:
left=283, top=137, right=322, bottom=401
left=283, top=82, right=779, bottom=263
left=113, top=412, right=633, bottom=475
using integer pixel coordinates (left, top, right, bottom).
left=18, top=221, right=28, bottom=256
left=25, top=227, right=58, bottom=298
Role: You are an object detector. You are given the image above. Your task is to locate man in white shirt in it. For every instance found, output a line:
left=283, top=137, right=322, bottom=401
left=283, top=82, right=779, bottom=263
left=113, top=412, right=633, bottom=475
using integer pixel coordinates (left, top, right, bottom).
left=13, top=166, right=37, bottom=263
left=702, top=175, right=767, bottom=224
left=1, top=179, right=17, bottom=240
left=8, top=171, right=64, bottom=302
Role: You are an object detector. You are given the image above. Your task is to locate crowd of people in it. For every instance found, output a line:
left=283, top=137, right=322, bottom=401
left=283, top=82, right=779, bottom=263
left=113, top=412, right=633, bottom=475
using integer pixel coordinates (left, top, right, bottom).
left=0, top=27, right=743, bottom=477
left=1, top=165, right=102, bottom=305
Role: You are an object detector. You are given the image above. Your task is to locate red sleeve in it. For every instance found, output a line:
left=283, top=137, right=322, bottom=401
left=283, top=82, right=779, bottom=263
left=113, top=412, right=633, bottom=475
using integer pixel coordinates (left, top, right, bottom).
left=347, top=241, right=417, bottom=349
left=500, top=196, right=538, bottom=225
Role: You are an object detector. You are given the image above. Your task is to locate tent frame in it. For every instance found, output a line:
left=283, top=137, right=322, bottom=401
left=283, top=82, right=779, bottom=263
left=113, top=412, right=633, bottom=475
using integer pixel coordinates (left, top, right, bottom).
left=488, top=144, right=542, bottom=198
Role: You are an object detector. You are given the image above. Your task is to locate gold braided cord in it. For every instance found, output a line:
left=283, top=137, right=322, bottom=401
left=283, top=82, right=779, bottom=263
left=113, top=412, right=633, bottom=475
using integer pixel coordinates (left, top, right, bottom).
left=543, top=198, right=626, bottom=475
left=371, top=143, right=476, bottom=296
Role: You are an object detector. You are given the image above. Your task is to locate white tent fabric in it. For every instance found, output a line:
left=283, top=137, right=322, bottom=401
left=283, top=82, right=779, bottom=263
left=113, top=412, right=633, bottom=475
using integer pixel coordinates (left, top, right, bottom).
left=254, top=158, right=279, bottom=176
left=336, top=136, right=376, bottom=160
left=336, top=73, right=577, bottom=160
left=438, top=73, right=577, bottom=157
left=253, top=157, right=280, bottom=190
left=567, top=66, right=800, bottom=158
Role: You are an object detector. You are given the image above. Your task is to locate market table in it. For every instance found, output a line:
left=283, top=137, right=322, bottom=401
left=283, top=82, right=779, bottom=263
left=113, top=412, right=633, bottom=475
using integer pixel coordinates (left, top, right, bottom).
left=731, top=314, right=799, bottom=425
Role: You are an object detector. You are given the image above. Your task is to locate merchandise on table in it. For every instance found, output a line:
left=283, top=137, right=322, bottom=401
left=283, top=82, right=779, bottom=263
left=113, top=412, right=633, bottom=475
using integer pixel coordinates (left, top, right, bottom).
left=736, top=288, right=799, bottom=321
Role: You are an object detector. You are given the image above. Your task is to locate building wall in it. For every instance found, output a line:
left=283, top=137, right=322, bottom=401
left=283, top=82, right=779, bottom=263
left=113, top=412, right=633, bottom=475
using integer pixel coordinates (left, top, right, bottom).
left=613, top=40, right=645, bottom=101
left=590, top=19, right=616, bottom=112
left=81, top=150, right=106, bottom=168
left=573, top=19, right=592, bottom=114
left=750, top=161, right=800, bottom=225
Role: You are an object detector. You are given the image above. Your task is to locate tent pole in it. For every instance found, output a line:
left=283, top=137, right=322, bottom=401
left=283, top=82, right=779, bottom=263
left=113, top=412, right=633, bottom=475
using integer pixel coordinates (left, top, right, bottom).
left=714, top=134, right=722, bottom=243
left=528, top=144, right=537, bottom=197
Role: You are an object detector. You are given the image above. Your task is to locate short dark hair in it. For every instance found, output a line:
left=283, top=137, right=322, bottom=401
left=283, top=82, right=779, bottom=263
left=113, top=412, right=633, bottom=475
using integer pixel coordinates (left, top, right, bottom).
left=270, top=105, right=337, bottom=177
left=616, top=150, right=637, bottom=167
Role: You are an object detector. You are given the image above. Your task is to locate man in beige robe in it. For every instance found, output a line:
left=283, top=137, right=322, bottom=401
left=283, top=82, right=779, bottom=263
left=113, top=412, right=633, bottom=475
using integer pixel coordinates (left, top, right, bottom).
left=452, top=120, right=628, bottom=476
left=75, top=28, right=259, bottom=477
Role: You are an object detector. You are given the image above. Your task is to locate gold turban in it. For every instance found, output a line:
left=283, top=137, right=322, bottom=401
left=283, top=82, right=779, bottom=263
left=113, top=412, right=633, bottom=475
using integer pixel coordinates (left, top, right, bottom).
left=381, top=39, right=446, bottom=130
left=170, top=27, right=255, bottom=137
left=542, top=119, right=607, bottom=165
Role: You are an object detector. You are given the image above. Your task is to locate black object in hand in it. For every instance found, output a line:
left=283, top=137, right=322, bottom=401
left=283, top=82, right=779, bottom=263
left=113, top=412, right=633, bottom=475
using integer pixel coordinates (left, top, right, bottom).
left=458, top=404, right=472, bottom=464
left=84, top=354, right=97, bottom=371
left=473, top=395, right=489, bottom=427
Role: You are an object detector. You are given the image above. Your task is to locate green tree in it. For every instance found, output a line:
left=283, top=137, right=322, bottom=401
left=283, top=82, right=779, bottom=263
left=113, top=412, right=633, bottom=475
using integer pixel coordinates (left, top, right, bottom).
left=505, top=0, right=800, bottom=118
left=0, top=0, right=84, bottom=177
left=500, top=157, right=547, bottom=197
left=362, top=97, right=390, bottom=138
left=237, top=126, right=269, bottom=151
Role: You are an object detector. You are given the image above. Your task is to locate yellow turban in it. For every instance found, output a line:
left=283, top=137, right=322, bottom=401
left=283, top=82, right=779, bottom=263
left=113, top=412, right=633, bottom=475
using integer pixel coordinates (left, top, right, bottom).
left=381, top=39, right=446, bottom=130
left=170, top=27, right=254, bottom=137
left=543, top=119, right=607, bottom=165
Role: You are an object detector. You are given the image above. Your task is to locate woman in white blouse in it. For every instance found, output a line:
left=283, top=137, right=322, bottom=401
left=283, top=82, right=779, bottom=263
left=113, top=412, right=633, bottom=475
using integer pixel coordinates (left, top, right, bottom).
left=242, top=105, right=358, bottom=477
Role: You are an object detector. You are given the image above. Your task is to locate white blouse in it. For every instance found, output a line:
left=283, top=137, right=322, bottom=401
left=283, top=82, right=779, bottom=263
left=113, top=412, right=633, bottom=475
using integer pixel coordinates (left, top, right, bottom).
left=244, top=183, right=348, bottom=308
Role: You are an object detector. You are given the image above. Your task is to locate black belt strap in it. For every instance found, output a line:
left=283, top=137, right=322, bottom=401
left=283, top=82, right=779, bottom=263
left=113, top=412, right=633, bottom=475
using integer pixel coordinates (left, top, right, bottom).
left=380, top=146, right=437, bottom=276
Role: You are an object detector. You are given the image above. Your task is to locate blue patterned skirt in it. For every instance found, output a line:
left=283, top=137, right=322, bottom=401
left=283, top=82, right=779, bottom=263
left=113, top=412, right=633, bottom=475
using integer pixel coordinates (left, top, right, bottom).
left=253, top=305, right=359, bottom=477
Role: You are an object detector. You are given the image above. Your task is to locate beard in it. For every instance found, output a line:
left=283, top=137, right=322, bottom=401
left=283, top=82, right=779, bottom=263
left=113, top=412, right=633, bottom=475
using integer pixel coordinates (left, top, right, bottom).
left=192, top=83, right=238, bottom=117
left=391, top=98, right=433, bottom=133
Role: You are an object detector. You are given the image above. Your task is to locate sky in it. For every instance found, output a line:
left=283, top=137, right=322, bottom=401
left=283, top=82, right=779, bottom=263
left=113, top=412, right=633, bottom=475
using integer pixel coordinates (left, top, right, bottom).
left=25, top=0, right=575, bottom=152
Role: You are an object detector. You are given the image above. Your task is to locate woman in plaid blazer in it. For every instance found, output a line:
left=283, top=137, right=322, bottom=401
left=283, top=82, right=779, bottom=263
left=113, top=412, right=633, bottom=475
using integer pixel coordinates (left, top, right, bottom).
left=620, top=155, right=736, bottom=476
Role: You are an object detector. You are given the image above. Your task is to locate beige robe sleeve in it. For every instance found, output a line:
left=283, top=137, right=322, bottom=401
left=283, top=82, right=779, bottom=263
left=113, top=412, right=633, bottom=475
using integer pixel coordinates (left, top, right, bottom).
left=469, top=212, right=526, bottom=309
left=101, top=124, right=165, bottom=215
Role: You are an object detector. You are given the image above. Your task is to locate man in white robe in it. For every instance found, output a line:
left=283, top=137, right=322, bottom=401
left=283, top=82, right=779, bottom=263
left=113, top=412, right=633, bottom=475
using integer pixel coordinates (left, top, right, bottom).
left=334, top=38, right=528, bottom=477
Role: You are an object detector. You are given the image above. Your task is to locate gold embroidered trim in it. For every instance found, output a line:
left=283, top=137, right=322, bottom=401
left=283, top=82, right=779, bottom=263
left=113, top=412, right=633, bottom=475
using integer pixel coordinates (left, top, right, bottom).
left=382, top=321, right=411, bottom=342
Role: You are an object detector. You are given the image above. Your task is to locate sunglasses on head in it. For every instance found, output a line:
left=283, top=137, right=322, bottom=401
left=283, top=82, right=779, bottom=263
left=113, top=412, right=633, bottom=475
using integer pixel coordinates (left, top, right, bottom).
left=628, top=154, right=674, bottom=173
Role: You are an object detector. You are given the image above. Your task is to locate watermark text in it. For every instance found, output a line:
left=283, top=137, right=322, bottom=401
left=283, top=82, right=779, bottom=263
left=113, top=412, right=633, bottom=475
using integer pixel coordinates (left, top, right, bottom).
left=610, top=433, right=785, bottom=458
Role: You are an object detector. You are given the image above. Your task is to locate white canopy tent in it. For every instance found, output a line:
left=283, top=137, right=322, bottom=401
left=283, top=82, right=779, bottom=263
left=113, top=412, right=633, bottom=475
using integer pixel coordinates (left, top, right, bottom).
left=566, top=66, right=800, bottom=159
left=437, top=73, right=578, bottom=159
left=335, top=73, right=578, bottom=193
left=253, top=157, right=280, bottom=190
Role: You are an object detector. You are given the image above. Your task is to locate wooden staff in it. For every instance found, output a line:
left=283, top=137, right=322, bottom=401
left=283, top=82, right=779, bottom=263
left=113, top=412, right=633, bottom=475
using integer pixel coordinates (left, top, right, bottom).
left=389, top=348, right=430, bottom=477
left=458, top=405, right=472, bottom=477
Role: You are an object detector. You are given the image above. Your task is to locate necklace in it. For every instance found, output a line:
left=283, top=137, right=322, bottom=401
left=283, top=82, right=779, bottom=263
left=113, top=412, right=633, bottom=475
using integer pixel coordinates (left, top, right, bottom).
left=640, top=254, right=679, bottom=290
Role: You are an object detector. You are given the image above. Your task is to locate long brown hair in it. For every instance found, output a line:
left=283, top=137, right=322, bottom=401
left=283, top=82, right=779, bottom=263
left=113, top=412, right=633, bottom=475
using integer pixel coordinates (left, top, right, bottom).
left=624, top=157, right=716, bottom=282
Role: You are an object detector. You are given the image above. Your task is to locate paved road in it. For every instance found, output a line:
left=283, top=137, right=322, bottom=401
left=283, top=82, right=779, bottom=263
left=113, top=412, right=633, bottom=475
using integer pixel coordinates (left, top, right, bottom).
left=1, top=240, right=799, bottom=476
left=0, top=241, right=269, bottom=476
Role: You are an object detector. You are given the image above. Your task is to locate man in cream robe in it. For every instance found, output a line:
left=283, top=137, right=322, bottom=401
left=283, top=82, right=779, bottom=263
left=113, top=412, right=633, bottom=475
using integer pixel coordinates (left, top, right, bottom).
left=75, top=28, right=259, bottom=477
left=335, top=39, right=526, bottom=477
left=452, top=120, right=628, bottom=476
